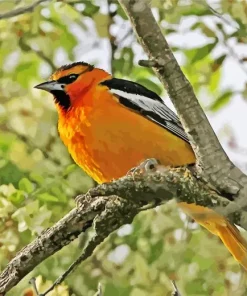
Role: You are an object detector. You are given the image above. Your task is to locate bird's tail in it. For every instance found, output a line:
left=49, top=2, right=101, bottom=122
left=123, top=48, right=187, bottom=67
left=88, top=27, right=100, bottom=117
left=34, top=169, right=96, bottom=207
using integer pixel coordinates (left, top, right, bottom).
left=178, top=202, right=247, bottom=271
left=216, top=221, right=247, bottom=270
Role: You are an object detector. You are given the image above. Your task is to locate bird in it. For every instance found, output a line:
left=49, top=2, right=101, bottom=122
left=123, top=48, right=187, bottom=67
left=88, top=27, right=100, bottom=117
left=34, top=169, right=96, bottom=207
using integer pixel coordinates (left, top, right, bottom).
left=35, top=61, right=247, bottom=270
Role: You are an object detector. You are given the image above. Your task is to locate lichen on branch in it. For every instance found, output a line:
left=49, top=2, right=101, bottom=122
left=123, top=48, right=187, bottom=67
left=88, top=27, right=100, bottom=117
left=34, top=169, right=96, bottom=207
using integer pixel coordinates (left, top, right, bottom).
left=0, top=166, right=244, bottom=294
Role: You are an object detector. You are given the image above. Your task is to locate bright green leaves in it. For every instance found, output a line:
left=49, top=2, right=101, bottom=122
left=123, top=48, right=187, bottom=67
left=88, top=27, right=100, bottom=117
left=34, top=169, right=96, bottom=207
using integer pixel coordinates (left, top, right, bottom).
left=29, top=172, right=45, bottom=186
left=211, top=55, right=227, bottom=73
left=93, top=12, right=109, bottom=38
left=37, top=185, right=67, bottom=204
left=81, top=2, right=100, bottom=17
left=135, top=79, right=163, bottom=96
left=18, top=177, right=34, bottom=194
left=0, top=195, right=15, bottom=219
left=15, top=61, right=39, bottom=88
left=113, top=47, right=134, bottom=77
left=12, top=200, right=52, bottom=234
left=209, top=91, right=233, bottom=112
left=63, top=164, right=77, bottom=177
left=37, top=192, right=59, bottom=203
left=0, top=161, right=24, bottom=188
left=8, top=190, right=26, bottom=205
left=188, top=42, right=217, bottom=64
left=32, top=276, right=69, bottom=296
left=1, top=0, right=247, bottom=295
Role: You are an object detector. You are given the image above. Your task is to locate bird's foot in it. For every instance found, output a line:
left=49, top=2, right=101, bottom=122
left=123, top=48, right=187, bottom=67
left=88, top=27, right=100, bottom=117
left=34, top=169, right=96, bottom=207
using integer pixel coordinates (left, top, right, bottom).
left=127, top=158, right=160, bottom=178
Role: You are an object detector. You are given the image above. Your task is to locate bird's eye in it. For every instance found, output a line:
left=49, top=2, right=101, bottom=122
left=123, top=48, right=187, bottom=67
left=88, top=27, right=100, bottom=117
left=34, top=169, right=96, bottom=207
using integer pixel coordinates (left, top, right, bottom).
left=57, top=74, right=79, bottom=84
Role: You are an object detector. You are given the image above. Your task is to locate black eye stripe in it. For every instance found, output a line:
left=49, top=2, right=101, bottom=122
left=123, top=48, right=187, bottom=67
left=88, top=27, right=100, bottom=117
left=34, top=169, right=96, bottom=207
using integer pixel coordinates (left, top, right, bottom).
left=57, top=74, right=79, bottom=84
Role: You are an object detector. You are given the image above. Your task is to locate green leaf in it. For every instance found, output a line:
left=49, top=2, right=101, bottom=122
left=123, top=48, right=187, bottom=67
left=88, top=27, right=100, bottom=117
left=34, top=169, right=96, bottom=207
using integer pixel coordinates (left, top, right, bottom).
left=209, top=91, right=232, bottom=112
left=0, top=197, right=15, bottom=218
left=29, top=173, right=45, bottom=185
left=114, top=47, right=134, bottom=76
left=18, top=178, right=34, bottom=194
left=190, top=22, right=201, bottom=30
left=201, top=24, right=216, bottom=38
left=93, top=13, right=109, bottom=38
left=180, top=6, right=209, bottom=17
left=148, top=240, right=163, bottom=264
left=0, top=1, right=16, bottom=13
left=50, top=186, right=67, bottom=203
left=211, top=55, right=226, bottom=72
left=187, top=42, right=216, bottom=64
left=15, top=61, right=38, bottom=88
left=104, top=283, right=131, bottom=296
left=8, top=190, right=26, bottom=205
left=63, top=164, right=77, bottom=177
left=48, top=10, right=77, bottom=57
left=117, top=5, right=128, bottom=20
left=0, top=132, right=16, bottom=153
left=82, top=2, right=100, bottom=17
left=0, top=161, right=24, bottom=187
left=135, top=78, right=163, bottom=96
left=242, top=83, right=247, bottom=100
left=37, top=193, right=59, bottom=203
left=208, top=67, right=221, bottom=93
left=185, top=279, right=206, bottom=294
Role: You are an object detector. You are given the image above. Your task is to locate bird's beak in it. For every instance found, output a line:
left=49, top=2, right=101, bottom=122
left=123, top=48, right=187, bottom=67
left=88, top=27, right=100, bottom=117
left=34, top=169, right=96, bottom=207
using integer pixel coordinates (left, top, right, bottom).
left=34, top=80, right=64, bottom=92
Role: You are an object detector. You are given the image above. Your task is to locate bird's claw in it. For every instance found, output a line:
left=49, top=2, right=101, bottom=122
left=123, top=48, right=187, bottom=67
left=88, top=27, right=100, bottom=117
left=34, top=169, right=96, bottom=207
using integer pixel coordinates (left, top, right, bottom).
left=127, top=158, right=160, bottom=178
left=139, top=201, right=158, bottom=211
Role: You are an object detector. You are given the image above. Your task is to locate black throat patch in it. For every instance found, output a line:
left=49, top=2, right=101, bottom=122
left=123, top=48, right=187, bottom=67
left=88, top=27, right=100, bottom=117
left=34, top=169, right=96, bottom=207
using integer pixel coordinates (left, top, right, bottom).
left=51, top=90, right=71, bottom=110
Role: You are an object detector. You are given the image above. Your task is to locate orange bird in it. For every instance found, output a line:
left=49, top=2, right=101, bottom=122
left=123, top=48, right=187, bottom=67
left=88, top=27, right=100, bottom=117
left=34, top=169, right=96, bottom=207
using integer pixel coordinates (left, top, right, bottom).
left=35, top=62, right=247, bottom=270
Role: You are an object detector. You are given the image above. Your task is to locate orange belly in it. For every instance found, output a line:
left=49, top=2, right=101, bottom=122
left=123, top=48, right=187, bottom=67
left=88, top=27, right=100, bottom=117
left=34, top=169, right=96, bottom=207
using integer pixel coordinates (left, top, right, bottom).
left=58, top=89, right=195, bottom=183
left=57, top=88, right=247, bottom=271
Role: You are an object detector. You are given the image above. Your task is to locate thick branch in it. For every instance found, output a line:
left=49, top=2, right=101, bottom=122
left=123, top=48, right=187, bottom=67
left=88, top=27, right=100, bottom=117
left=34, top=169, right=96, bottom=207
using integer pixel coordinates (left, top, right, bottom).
left=118, top=0, right=247, bottom=199
left=0, top=167, right=245, bottom=294
left=0, top=0, right=49, bottom=20
left=2, top=2, right=247, bottom=294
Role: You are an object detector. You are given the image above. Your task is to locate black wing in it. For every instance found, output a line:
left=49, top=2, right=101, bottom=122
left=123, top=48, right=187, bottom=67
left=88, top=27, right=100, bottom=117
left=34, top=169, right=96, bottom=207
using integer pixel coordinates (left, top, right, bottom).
left=100, top=78, right=189, bottom=143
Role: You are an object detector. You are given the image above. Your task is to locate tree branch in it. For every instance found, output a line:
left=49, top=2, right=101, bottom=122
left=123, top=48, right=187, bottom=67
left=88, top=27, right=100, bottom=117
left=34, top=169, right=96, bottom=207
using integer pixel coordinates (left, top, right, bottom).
left=171, top=280, right=182, bottom=296
left=2, top=1, right=247, bottom=295
left=118, top=0, right=247, bottom=201
left=0, top=167, right=245, bottom=294
left=107, top=0, right=117, bottom=74
left=0, top=0, right=50, bottom=20
left=19, top=38, right=56, bottom=71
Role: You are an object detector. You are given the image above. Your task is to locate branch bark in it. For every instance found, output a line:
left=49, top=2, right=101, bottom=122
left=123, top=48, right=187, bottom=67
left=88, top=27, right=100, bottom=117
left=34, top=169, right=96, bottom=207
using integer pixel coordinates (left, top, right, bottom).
left=2, top=1, right=247, bottom=295
left=0, top=167, right=245, bottom=294
left=0, top=0, right=49, bottom=20
left=118, top=0, right=247, bottom=201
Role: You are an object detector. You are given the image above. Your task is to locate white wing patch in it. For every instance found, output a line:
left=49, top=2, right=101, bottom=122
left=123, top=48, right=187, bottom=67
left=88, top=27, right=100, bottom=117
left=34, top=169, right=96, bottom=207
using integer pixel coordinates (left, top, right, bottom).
left=110, top=89, right=156, bottom=106
left=109, top=88, right=189, bottom=143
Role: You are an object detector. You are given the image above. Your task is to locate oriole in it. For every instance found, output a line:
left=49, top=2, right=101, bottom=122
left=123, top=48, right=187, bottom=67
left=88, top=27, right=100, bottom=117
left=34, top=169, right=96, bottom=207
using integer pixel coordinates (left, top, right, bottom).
left=35, top=61, right=247, bottom=270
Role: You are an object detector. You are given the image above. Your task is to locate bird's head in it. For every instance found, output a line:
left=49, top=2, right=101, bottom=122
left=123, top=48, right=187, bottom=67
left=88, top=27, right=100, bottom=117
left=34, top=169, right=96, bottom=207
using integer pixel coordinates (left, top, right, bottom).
left=34, top=62, right=110, bottom=111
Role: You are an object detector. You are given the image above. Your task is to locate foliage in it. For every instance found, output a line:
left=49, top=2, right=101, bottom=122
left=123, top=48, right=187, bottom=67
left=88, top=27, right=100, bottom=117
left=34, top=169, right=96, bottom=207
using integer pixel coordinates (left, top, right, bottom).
left=1, top=0, right=247, bottom=295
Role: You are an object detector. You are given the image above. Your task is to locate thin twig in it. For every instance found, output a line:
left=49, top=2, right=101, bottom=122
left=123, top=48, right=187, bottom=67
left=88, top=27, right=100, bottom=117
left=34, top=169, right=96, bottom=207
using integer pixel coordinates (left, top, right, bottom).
left=118, top=0, right=247, bottom=200
left=107, top=0, right=117, bottom=73
left=29, top=278, right=40, bottom=296
left=138, top=59, right=158, bottom=68
left=94, top=283, right=103, bottom=296
left=223, top=40, right=247, bottom=78
left=33, top=48, right=56, bottom=71
left=20, top=39, right=56, bottom=71
left=0, top=124, right=61, bottom=166
left=171, top=280, right=182, bottom=296
left=1, top=166, right=244, bottom=294
left=0, top=0, right=50, bottom=20
left=33, top=234, right=105, bottom=296
left=117, top=27, right=132, bottom=45
left=29, top=195, right=138, bottom=296
left=195, top=0, right=239, bottom=30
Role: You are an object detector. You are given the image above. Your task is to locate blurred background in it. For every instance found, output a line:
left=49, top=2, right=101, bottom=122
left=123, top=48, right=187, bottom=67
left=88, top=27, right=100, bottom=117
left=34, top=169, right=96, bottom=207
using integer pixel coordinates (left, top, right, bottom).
left=1, top=0, right=247, bottom=295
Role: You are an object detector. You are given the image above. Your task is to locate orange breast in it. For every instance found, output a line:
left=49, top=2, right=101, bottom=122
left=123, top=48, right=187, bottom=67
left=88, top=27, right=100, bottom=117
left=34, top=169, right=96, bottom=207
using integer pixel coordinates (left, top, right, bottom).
left=58, top=87, right=195, bottom=183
